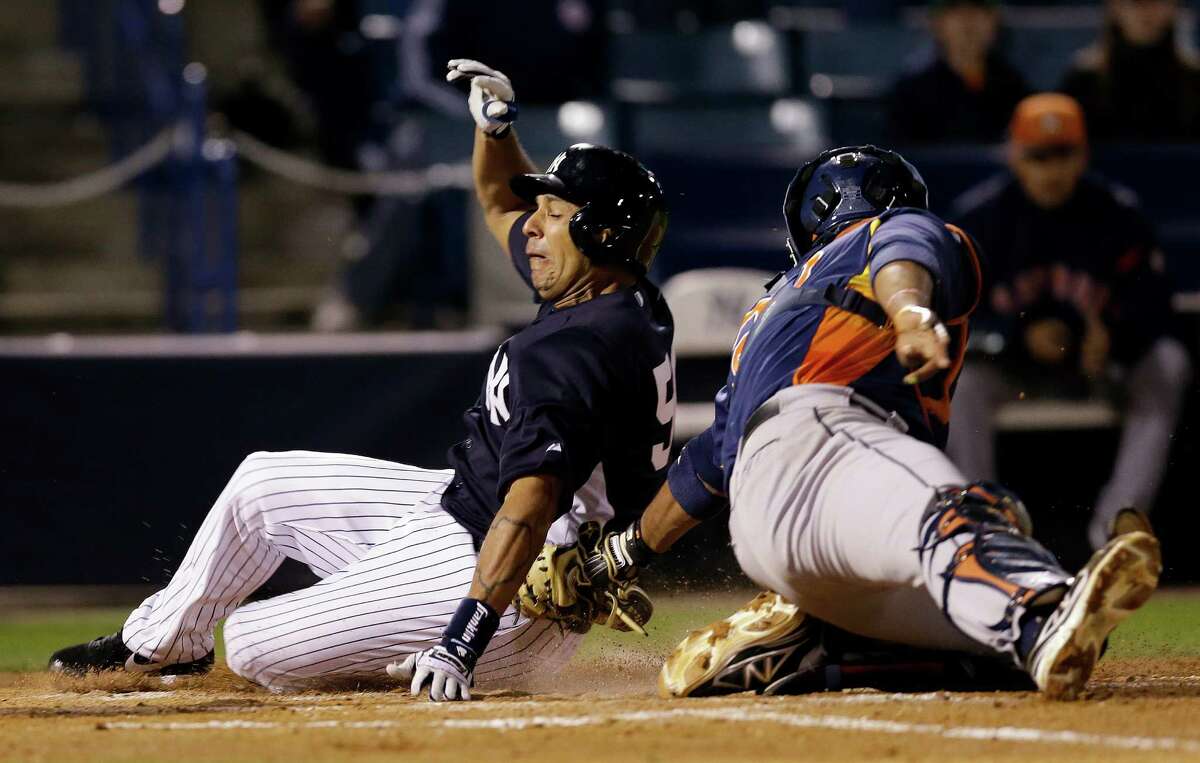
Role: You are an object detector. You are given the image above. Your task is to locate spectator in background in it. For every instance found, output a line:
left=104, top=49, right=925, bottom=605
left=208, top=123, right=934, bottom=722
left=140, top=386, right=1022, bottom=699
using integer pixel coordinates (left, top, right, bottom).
left=1061, top=0, right=1200, bottom=142
left=255, top=0, right=470, bottom=331
left=259, top=0, right=377, bottom=178
left=948, top=93, right=1191, bottom=549
left=887, top=0, right=1029, bottom=144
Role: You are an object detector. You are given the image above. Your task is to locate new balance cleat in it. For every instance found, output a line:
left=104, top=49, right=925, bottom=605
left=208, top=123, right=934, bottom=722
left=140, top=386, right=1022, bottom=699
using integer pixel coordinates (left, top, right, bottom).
left=658, top=591, right=818, bottom=698
left=1026, top=530, right=1161, bottom=700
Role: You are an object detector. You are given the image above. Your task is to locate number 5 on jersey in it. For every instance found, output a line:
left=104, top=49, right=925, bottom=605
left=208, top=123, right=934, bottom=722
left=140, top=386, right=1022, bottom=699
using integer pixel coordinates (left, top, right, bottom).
left=651, top=352, right=676, bottom=470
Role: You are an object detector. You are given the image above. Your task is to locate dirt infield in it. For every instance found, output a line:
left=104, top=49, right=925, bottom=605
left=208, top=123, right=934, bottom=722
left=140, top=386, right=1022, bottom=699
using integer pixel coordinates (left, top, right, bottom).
left=3, top=656, right=1200, bottom=763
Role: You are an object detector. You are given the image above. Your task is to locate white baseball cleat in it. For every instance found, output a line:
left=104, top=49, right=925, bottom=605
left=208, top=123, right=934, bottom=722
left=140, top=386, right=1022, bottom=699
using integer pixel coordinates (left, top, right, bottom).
left=658, top=591, right=815, bottom=698
left=1026, top=530, right=1161, bottom=700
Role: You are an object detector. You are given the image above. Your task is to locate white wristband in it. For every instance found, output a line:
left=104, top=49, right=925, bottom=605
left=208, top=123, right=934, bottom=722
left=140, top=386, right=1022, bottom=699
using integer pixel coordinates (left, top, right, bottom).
left=896, top=305, right=949, bottom=341
left=896, top=304, right=935, bottom=327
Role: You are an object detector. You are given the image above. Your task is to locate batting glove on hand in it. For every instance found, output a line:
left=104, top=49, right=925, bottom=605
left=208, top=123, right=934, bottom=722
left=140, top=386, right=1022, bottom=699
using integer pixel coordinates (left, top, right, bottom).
left=387, top=646, right=474, bottom=702
left=445, top=58, right=517, bottom=137
left=583, top=520, right=653, bottom=587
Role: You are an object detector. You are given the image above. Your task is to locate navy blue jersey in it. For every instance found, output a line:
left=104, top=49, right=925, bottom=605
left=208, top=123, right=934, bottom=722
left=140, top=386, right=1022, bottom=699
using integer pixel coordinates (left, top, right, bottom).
left=441, top=212, right=676, bottom=546
left=952, top=172, right=1172, bottom=365
left=668, top=209, right=981, bottom=512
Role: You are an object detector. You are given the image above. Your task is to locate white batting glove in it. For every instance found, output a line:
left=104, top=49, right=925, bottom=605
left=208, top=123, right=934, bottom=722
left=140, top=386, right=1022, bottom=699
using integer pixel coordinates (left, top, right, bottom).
left=387, top=646, right=474, bottom=702
left=445, top=58, right=517, bottom=137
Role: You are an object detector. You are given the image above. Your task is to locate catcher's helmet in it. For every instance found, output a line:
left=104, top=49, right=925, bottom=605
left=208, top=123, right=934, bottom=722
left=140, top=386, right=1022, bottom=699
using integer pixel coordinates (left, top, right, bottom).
left=510, top=144, right=668, bottom=275
left=783, top=145, right=928, bottom=264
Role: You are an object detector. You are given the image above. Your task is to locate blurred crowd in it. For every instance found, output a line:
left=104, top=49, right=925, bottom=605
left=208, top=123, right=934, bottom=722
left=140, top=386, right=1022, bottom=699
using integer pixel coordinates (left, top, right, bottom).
left=946, top=91, right=1192, bottom=548
left=2, top=0, right=1195, bottom=546
left=215, top=0, right=1200, bottom=331
left=889, top=0, right=1199, bottom=143
left=176, top=1, right=1200, bottom=537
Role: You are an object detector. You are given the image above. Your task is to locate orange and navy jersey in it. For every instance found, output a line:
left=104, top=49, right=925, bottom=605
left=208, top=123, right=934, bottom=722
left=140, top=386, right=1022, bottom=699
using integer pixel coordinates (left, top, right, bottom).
left=670, top=208, right=983, bottom=502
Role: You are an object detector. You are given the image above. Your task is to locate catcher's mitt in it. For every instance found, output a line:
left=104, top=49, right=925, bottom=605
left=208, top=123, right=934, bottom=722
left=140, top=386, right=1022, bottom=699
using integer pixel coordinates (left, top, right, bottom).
left=515, top=522, right=653, bottom=635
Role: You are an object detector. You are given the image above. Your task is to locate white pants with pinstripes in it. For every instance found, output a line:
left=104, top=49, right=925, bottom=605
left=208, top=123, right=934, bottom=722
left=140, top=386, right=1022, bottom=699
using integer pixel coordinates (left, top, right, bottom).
left=121, top=451, right=583, bottom=691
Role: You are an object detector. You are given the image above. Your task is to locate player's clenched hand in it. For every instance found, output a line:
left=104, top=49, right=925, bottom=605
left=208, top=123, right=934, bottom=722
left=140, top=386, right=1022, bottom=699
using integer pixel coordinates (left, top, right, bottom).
left=583, top=521, right=650, bottom=587
left=893, top=305, right=951, bottom=385
left=387, top=646, right=475, bottom=702
left=446, top=59, right=517, bottom=137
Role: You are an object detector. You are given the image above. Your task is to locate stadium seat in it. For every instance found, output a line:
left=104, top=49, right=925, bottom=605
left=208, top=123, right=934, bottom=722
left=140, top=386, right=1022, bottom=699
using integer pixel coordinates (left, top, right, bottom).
left=662, top=267, right=775, bottom=354
left=629, top=100, right=827, bottom=155
left=798, top=25, right=929, bottom=97
left=611, top=24, right=790, bottom=97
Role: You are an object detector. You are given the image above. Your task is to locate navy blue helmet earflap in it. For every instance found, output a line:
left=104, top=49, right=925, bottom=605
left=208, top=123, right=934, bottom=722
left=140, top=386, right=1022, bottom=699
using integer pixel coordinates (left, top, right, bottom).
left=783, top=145, right=929, bottom=266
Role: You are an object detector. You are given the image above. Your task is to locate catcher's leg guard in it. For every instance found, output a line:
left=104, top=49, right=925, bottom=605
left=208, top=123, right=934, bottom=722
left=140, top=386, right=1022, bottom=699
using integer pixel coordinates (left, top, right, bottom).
left=658, top=592, right=818, bottom=698
left=917, top=482, right=1072, bottom=664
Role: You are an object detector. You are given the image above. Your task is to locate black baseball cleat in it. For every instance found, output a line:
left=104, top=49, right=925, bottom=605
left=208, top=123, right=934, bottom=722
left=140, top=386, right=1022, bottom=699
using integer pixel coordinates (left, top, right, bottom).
left=48, top=631, right=214, bottom=677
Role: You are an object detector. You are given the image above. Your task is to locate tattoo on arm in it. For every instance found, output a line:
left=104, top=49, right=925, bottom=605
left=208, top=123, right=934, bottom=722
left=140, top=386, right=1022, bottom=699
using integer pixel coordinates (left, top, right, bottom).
left=468, top=475, right=559, bottom=611
left=472, top=516, right=540, bottom=600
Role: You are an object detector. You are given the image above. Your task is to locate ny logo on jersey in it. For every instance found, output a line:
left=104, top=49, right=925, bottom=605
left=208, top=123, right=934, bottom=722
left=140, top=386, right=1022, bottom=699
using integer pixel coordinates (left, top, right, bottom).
left=485, top=347, right=511, bottom=425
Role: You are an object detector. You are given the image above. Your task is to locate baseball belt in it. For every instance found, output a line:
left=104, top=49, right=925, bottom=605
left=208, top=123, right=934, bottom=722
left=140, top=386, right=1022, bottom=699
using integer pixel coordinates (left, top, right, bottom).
left=742, top=390, right=908, bottom=446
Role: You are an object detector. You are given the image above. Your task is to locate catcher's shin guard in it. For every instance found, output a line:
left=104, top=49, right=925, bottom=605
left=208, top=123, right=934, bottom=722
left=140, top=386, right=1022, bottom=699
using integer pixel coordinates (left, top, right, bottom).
left=658, top=592, right=818, bottom=698
left=918, top=482, right=1071, bottom=662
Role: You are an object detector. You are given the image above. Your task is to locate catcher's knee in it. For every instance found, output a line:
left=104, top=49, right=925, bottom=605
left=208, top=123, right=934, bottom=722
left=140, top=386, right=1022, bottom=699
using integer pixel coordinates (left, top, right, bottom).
left=919, top=481, right=1066, bottom=609
left=921, top=481, right=1033, bottom=537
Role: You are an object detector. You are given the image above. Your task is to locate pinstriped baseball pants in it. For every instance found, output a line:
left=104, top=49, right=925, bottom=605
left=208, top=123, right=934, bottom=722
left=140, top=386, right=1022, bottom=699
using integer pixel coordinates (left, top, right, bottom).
left=121, top=451, right=581, bottom=691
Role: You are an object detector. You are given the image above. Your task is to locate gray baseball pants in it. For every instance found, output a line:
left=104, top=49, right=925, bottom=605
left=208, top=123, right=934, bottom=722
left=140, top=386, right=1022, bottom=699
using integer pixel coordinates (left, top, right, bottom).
left=728, top=384, right=1068, bottom=660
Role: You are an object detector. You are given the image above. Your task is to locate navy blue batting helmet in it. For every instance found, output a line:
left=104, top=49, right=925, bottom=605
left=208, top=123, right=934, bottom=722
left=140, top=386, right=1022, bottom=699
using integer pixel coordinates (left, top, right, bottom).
left=510, top=144, right=668, bottom=276
left=783, top=145, right=928, bottom=265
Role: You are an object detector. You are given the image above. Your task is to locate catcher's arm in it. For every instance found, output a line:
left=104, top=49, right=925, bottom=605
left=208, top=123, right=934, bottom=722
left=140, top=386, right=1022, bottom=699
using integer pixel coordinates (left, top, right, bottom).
left=873, top=260, right=950, bottom=385
left=515, top=479, right=717, bottom=638
left=641, top=480, right=705, bottom=552
left=585, top=479, right=712, bottom=587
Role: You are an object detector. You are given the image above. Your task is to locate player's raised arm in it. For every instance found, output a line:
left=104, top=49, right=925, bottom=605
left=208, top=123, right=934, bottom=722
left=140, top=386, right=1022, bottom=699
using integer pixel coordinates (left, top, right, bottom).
left=445, top=59, right=538, bottom=247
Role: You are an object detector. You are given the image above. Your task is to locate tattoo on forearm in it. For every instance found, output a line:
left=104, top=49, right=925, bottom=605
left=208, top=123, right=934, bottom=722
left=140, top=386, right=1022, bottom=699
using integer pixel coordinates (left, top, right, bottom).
left=473, top=515, right=541, bottom=600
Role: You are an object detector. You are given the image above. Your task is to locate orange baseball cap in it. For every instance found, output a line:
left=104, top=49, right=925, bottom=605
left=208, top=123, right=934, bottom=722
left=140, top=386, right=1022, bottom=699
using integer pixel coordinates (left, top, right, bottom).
left=1009, top=93, right=1087, bottom=149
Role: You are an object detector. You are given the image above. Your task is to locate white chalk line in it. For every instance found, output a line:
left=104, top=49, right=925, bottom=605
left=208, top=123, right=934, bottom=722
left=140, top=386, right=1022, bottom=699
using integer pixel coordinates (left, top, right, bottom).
left=33, top=675, right=1200, bottom=707
left=1092, top=676, right=1200, bottom=688
left=796, top=691, right=979, bottom=705
left=99, top=691, right=174, bottom=702
left=98, top=705, right=1200, bottom=753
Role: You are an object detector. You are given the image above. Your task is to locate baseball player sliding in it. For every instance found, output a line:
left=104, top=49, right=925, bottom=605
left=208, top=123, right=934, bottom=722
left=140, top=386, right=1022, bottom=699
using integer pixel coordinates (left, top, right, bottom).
left=49, top=60, right=676, bottom=700
left=585, top=146, right=1161, bottom=701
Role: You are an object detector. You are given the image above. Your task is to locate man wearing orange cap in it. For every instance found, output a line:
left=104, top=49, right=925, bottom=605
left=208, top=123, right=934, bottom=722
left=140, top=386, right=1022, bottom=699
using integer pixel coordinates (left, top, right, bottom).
left=949, top=93, right=1191, bottom=549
